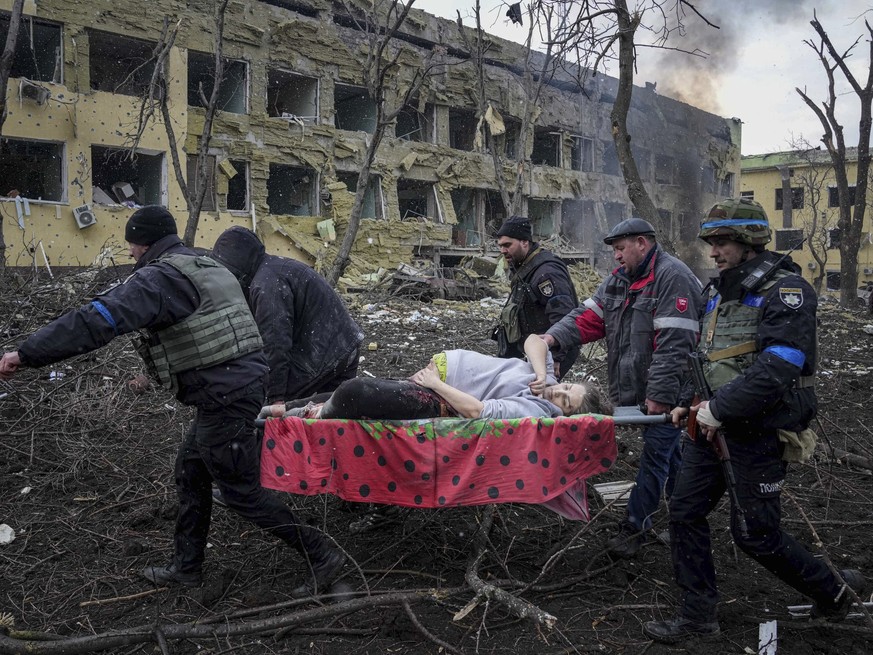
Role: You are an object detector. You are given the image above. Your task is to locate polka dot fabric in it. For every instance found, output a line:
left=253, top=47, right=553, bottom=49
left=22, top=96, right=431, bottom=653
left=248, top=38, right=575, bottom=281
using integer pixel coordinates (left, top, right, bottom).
left=260, top=415, right=616, bottom=518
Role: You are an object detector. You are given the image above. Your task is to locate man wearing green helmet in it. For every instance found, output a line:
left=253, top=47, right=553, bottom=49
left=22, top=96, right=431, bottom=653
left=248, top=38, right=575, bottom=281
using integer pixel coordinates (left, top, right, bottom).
left=644, top=198, right=866, bottom=643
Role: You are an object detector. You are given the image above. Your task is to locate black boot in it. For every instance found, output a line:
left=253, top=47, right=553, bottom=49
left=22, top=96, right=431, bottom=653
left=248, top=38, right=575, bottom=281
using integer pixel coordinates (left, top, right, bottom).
left=142, top=562, right=202, bottom=588
left=606, top=520, right=645, bottom=558
left=643, top=616, right=720, bottom=643
left=291, top=547, right=346, bottom=598
left=811, top=569, right=867, bottom=621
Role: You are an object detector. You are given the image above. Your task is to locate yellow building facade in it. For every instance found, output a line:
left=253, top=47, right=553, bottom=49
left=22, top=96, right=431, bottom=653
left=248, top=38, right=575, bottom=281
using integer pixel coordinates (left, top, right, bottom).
left=1, top=0, right=741, bottom=280
left=740, top=149, right=873, bottom=292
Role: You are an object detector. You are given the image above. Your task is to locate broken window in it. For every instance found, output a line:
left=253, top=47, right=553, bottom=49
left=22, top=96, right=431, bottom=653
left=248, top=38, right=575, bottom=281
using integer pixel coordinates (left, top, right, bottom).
left=0, top=137, right=64, bottom=202
left=396, top=102, right=435, bottom=142
left=223, top=160, right=249, bottom=211
left=397, top=179, right=439, bottom=221
left=337, top=172, right=382, bottom=219
left=449, top=108, right=477, bottom=151
left=740, top=190, right=755, bottom=201
left=828, top=185, right=856, bottom=207
left=187, top=51, right=247, bottom=114
left=826, top=270, right=840, bottom=290
left=0, top=13, right=62, bottom=83
left=561, top=198, right=594, bottom=245
left=186, top=154, right=217, bottom=211
left=503, top=119, right=521, bottom=160
left=571, top=136, right=594, bottom=172
left=91, top=146, right=165, bottom=206
left=267, top=69, right=318, bottom=122
left=774, top=228, right=804, bottom=251
left=701, top=166, right=716, bottom=194
left=654, top=154, right=675, bottom=184
left=88, top=30, right=156, bottom=96
left=602, top=140, right=621, bottom=176
left=334, top=83, right=376, bottom=133
left=532, top=128, right=561, bottom=167
left=828, top=228, right=841, bottom=250
left=529, top=198, right=559, bottom=237
left=267, top=163, right=317, bottom=216
left=450, top=187, right=479, bottom=246
left=484, top=190, right=507, bottom=238
left=775, top=187, right=804, bottom=210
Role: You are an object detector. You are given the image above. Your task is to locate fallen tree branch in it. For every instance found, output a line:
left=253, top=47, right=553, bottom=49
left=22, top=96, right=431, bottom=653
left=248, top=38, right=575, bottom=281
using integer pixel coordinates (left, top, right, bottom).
left=0, top=589, right=453, bottom=655
left=403, top=599, right=461, bottom=654
left=80, top=587, right=168, bottom=608
left=461, top=508, right=557, bottom=630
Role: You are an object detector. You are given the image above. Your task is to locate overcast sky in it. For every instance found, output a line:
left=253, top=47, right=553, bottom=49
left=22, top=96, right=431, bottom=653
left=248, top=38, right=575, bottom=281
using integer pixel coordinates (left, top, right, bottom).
left=415, top=1, right=871, bottom=156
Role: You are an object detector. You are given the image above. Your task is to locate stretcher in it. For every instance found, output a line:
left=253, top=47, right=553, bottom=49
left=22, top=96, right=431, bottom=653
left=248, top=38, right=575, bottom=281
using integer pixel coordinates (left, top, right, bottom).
left=258, top=410, right=668, bottom=521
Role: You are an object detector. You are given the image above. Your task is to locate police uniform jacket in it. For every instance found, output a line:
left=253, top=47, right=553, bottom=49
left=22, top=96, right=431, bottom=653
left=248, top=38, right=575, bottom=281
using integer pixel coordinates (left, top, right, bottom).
left=505, top=245, right=578, bottom=365
left=703, top=252, right=816, bottom=432
left=211, top=226, right=364, bottom=402
left=17, top=235, right=268, bottom=407
left=547, top=244, right=702, bottom=406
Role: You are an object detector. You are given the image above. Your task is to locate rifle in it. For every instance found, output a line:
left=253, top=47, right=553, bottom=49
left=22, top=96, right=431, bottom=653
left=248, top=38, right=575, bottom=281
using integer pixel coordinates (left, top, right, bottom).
left=688, top=352, right=749, bottom=538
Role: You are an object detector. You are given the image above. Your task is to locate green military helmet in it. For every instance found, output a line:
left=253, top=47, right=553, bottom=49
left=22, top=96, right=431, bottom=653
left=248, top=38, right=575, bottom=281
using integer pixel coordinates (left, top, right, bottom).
left=698, top=198, right=771, bottom=246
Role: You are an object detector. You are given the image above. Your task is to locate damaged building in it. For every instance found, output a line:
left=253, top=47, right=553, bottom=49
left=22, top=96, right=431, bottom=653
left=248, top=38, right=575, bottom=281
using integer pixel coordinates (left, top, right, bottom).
left=0, top=0, right=740, bottom=281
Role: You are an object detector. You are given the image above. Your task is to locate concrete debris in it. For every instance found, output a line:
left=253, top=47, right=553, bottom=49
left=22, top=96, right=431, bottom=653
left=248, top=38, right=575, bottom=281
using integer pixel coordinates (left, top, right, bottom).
left=0, top=524, right=15, bottom=545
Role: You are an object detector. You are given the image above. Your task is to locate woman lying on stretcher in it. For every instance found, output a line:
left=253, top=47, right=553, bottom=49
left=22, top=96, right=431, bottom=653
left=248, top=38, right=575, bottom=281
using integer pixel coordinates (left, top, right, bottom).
left=260, top=335, right=612, bottom=421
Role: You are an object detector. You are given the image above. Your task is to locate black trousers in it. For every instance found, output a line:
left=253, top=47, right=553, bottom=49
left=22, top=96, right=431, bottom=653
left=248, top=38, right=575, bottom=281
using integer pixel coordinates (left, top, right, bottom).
left=669, top=430, right=841, bottom=622
left=173, top=386, right=325, bottom=573
left=287, top=377, right=444, bottom=420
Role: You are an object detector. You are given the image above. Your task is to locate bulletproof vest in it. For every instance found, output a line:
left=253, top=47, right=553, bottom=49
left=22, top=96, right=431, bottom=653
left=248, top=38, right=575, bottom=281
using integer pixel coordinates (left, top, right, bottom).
left=503, top=248, right=571, bottom=340
left=138, top=253, right=263, bottom=392
left=701, top=269, right=813, bottom=391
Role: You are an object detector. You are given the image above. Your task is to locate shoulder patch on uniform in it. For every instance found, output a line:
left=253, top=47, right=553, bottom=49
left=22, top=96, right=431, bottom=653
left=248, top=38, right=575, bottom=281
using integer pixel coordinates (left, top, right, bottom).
left=675, top=297, right=688, bottom=313
left=779, top=287, right=804, bottom=309
left=538, top=279, right=554, bottom=297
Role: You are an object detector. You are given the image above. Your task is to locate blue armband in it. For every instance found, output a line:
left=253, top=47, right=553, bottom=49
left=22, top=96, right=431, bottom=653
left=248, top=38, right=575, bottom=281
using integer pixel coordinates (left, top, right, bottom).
left=763, top=345, right=805, bottom=368
left=90, top=300, right=119, bottom=336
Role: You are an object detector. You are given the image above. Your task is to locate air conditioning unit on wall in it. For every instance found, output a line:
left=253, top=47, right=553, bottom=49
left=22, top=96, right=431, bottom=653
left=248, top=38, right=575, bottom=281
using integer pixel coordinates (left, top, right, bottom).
left=864, top=267, right=873, bottom=275
left=19, top=79, right=51, bottom=106
left=73, top=204, right=96, bottom=229
left=807, top=262, right=816, bottom=270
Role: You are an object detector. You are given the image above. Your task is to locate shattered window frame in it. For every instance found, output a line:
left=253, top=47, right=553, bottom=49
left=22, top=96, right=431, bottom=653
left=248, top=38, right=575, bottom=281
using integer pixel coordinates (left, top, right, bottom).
left=267, top=163, right=319, bottom=216
left=0, top=12, right=63, bottom=83
left=740, top=190, right=755, bottom=201
left=448, top=107, right=477, bottom=151
left=450, top=187, right=480, bottom=246
left=528, top=198, right=560, bottom=237
left=484, top=189, right=508, bottom=237
left=774, top=228, right=804, bottom=251
left=334, top=82, right=376, bottom=133
left=337, top=171, right=383, bottom=219
left=570, top=135, right=594, bottom=172
left=531, top=127, right=561, bottom=168
left=267, top=67, right=319, bottom=123
left=395, top=101, right=435, bottom=143
left=187, top=50, right=249, bottom=115
left=88, top=29, right=157, bottom=97
left=774, top=187, right=804, bottom=210
left=224, top=159, right=250, bottom=212
left=0, top=136, right=66, bottom=203
left=719, top=172, right=734, bottom=197
left=502, top=118, right=521, bottom=160
left=397, top=178, right=440, bottom=222
left=828, top=185, right=856, bottom=208
left=91, top=145, right=167, bottom=207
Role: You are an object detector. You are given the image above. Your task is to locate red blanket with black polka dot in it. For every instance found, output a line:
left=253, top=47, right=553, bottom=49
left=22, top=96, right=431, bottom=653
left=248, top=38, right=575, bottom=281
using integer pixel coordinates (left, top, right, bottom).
left=260, top=414, right=616, bottom=521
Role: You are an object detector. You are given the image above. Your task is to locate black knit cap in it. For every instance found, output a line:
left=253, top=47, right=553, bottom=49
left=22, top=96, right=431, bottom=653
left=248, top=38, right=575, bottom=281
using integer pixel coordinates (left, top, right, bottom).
left=496, top=215, right=533, bottom=241
left=125, top=205, right=178, bottom=245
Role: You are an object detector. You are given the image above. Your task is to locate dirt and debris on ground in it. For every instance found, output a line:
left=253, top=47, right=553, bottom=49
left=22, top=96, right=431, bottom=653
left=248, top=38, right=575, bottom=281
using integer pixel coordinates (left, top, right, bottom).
left=1, top=270, right=872, bottom=654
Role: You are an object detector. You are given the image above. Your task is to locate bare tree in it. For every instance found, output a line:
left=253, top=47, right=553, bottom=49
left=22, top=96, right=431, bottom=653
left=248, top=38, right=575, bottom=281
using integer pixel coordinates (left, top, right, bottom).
left=455, top=1, right=559, bottom=226
left=788, top=138, right=839, bottom=293
left=126, top=0, right=230, bottom=247
left=796, top=13, right=873, bottom=307
left=325, top=0, right=446, bottom=286
left=524, top=0, right=717, bottom=241
left=0, top=0, right=26, bottom=269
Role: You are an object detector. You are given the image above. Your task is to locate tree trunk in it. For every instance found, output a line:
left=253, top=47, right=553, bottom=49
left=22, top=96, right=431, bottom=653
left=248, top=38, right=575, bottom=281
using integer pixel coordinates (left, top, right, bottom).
left=610, top=1, right=661, bottom=237
left=0, top=0, right=26, bottom=270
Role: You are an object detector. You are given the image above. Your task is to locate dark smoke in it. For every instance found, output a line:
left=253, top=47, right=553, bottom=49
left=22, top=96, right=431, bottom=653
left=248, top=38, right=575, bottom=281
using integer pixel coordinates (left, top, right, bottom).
left=641, top=0, right=818, bottom=114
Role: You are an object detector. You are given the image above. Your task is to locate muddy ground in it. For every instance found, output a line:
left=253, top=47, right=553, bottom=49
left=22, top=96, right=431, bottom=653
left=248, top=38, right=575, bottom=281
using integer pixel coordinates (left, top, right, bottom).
left=1, top=269, right=872, bottom=655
